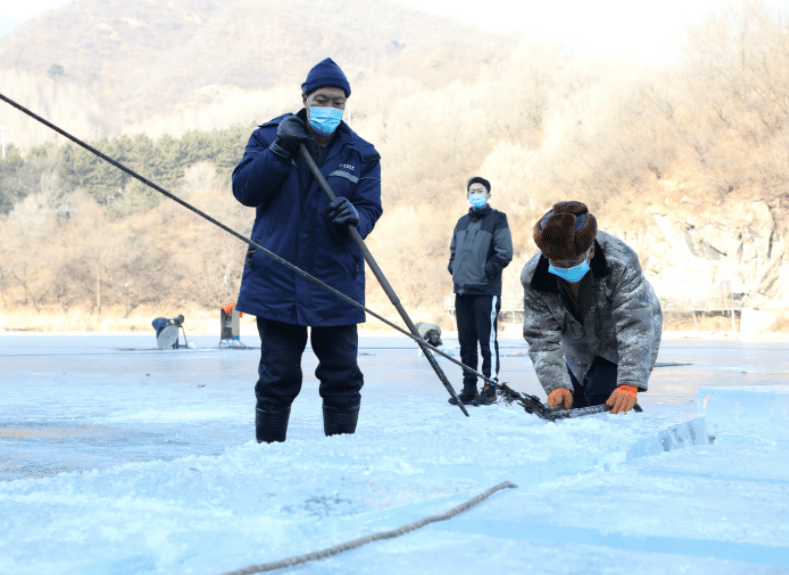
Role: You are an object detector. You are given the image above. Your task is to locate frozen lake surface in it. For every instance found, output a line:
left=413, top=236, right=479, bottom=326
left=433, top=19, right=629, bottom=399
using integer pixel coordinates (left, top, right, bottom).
left=1, top=334, right=788, bottom=575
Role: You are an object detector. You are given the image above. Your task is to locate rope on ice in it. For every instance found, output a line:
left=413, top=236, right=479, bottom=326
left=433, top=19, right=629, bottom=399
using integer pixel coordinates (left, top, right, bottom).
left=217, top=480, right=518, bottom=575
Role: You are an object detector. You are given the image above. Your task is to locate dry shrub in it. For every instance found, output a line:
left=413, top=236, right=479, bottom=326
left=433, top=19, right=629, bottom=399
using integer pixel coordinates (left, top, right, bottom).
left=0, top=68, right=106, bottom=148
left=662, top=312, right=739, bottom=332
left=121, top=86, right=296, bottom=139
left=762, top=313, right=789, bottom=333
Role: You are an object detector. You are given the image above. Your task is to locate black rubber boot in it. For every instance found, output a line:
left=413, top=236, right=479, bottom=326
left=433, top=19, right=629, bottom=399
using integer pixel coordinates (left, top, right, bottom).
left=448, top=382, right=478, bottom=406
left=255, top=405, right=291, bottom=443
left=323, top=404, right=360, bottom=436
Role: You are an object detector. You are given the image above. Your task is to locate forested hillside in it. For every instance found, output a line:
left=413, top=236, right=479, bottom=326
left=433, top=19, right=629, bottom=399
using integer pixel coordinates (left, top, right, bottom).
left=1, top=0, right=789, bottom=332
left=0, top=127, right=252, bottom=212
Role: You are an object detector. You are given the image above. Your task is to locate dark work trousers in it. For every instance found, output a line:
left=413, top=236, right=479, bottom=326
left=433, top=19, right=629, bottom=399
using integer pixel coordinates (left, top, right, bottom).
left=568, top=356, right=619, bottom=408
left=455, top=294, right=501, bottom=387
left=254, top=318, right=363, bottom=410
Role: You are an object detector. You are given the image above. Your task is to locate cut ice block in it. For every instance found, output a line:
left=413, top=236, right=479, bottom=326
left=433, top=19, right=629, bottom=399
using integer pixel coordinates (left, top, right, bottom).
left=698, top=387, right=789, bottom=440
left=625, top=417, right=709, bottom=460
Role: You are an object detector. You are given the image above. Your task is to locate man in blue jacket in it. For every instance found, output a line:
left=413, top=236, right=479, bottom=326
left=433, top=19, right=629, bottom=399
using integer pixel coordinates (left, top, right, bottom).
left=448, top=177, right=513, bottom=406
left=232, top=58, right=382, bottom=443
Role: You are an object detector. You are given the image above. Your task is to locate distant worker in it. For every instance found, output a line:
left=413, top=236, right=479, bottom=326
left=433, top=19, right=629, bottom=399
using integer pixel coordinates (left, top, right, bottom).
left=151, top=315, right=186, bottom=349
left=219, top=302, right=247, bottom=349
left=521, top=201, right=662, bottom=414
left=447, top=177, right=513, bottom=406
left=232, top=58, right=382, bottom=443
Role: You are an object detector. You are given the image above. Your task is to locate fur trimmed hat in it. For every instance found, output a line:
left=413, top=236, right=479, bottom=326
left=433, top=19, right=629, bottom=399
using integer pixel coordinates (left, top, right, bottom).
left=533, top=201, right=597, bottom=260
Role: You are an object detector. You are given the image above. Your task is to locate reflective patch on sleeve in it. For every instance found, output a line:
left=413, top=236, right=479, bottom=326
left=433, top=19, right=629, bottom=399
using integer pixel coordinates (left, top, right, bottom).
left=328, top=170, right=360, bottom=184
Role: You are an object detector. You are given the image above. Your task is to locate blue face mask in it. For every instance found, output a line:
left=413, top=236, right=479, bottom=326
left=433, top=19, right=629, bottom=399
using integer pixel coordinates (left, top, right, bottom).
left=307, top=104, right=343, bottom=136
left=548, top=260, right=590, bottom=283
left=468, top=193, right=488, bottom=209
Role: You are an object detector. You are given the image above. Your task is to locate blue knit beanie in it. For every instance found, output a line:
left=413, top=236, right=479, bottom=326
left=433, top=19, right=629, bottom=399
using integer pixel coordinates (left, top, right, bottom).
left=301, top=58, right=351, bottom=97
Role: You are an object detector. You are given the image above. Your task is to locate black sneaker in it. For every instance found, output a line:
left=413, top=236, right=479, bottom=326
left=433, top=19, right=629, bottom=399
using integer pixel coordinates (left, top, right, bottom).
left=448, top=386, right=478, bottom=406
left=472, top=384, right=498, bottom=406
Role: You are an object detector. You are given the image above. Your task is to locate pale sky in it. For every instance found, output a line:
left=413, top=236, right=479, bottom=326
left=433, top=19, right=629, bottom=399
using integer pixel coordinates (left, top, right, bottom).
left=2, top=0, right=789, bottom=64
left=0, top=0, right=73, bottom=35
left=392, top=0, right=789, bottom=64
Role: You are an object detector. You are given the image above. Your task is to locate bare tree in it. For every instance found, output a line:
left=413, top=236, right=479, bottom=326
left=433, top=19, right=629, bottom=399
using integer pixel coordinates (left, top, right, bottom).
left=0, top=192, right=57, bottom=313
left=71, top=200, right=124, bottom=315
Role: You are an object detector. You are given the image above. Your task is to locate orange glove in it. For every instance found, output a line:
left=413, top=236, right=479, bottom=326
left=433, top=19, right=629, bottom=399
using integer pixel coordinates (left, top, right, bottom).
left=547, top=388, right=573, bottom=410
left=606, top=384, right=638, bottom=414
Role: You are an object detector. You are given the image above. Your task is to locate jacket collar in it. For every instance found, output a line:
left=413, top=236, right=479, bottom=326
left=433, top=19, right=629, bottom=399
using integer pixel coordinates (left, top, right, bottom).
left=468, top=204, right=492, bottom=220
left=530, top=239, right=609, bottom=294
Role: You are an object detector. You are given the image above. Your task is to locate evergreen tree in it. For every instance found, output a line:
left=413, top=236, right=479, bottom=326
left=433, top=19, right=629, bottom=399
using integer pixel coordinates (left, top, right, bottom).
left=0, top=145, right=26, bottom=213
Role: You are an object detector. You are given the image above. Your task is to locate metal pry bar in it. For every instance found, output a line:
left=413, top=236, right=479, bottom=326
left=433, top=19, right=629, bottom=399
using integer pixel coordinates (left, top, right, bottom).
left=299, top=144, right=469, bottom=416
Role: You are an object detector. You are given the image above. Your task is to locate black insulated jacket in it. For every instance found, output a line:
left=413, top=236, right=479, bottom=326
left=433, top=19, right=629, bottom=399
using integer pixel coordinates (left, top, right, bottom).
left=448, top=205, right=513, bottom=296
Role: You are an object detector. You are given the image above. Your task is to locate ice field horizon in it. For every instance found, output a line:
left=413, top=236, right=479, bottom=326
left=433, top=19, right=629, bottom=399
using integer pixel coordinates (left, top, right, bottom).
left=1, top=334, right=788, bottom=575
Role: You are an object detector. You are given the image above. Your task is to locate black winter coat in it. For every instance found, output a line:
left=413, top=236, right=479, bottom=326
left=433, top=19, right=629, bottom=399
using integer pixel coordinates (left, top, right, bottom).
left=232, top=111, right=382, bottom=326
left=448, top=205, right=513, bottom=297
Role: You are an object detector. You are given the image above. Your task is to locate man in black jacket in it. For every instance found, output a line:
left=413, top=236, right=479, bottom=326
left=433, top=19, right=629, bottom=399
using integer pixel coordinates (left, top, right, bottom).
left=448, top=177, right=513, bottom=406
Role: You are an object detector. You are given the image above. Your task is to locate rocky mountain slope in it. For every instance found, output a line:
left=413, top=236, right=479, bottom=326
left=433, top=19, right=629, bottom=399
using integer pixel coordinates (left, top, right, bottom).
left=0, top=0, right=516, bottom=122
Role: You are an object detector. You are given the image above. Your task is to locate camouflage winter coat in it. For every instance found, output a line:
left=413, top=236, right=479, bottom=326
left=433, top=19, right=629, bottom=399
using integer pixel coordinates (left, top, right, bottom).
left=520, top=230, right=662, bottom=396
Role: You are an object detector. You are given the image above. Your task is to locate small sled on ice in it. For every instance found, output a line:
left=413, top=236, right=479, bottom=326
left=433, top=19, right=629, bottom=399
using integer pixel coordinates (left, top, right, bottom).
left=415, top=322, right=448, bottom=358
left=414, top=322, right=442, bottom=347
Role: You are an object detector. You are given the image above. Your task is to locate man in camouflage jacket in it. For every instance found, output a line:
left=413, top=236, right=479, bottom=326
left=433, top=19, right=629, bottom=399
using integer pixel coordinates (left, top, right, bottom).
left=520, top=201, right=662, bottom=414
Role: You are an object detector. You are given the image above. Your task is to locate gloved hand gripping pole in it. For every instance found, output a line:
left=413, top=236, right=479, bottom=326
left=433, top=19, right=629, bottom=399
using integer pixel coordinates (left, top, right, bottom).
left=299, top=144, right=469, bottom=416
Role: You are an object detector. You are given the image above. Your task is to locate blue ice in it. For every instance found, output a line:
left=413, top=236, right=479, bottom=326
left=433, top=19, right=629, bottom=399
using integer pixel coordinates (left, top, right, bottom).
left=1, top=335, right=788, bottom=575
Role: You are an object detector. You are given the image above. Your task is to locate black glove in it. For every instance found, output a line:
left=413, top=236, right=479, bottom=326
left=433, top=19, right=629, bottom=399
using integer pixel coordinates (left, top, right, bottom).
left=327, top=197, right=359, bottom=234
left=269, top=116, right=310, bottom=161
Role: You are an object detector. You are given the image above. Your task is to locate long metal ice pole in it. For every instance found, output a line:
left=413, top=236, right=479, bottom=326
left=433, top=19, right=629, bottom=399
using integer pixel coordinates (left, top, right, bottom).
left=300, top=144, right=469, bottom=416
